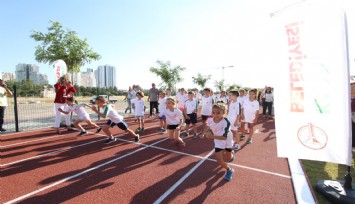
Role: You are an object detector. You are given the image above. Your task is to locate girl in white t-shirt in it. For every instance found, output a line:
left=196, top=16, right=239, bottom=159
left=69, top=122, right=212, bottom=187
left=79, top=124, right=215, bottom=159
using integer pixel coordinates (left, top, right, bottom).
left=58, top=97, right=101, bottom=136
left=227, top=91, right=241, bottom=150
left=200, top=88, right=214, bottom=137
left=241, top=89, right=260, bottom=144
left=157, top=97, right=185, bottom=149
left=203, top=104, right=234, bottom=182
left=158, top=91, right=167, bottom=132
left=131, top=92, right=146, bottom=133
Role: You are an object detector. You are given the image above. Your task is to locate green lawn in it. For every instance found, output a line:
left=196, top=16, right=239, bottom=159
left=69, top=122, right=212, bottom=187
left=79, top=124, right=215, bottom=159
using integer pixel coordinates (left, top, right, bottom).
left=302, top=152, right=355, bottom=204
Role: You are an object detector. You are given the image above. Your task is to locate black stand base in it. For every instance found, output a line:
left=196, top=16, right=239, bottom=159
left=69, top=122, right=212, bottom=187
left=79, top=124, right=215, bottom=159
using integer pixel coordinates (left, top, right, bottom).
left=316, top=180, right=355, bottom=204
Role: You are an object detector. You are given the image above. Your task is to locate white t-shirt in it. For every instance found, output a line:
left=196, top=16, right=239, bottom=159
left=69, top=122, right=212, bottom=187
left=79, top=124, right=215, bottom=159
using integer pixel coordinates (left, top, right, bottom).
left=201, top=96, right=214, bottom=116
left=217, top=95, right=229, bottom=104
left=130, top=90, right=137, bottom=100
left=0, top=87, right=8, bottom=106
left=103, top=104, right=124, bottom=123
left=176, top=93, right=188, bottom=109
left=227, top=100, right=240, bottom=120
left=237, top=96, right=247, bottom=106
left=264, top=92, right=274, bottom=102
left=242, top=99, right=259, bottom=123
left=206, top=117, right=233, bottom=149
left=65, top=104, right=89, bottom=119
left=131, top=98, right=145, bottom=116
left=194, top=92, right=202, bottom=102
left=159, top=108, right=183, bottom=125
left=158, top=97, right=166, bottom=112
left=184, top=99, right=198, bottom=114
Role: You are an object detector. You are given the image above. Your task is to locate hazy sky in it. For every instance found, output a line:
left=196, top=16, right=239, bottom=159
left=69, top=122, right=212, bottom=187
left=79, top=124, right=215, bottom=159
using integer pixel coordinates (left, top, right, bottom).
left=0, top=0, right=354, bottom=89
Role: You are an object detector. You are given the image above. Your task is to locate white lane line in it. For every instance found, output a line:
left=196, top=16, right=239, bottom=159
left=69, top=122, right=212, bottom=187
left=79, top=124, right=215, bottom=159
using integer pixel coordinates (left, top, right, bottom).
left=4, top=137, right=169, bottom=204
left=1, top=134, right=66, bottom=148
left=1, top=125, right=160, bottom=167
left=108, top=134, right=292, bottom=179
left=153, top=149, right=215, bottom=204
left=0, top=138, right=107, bottom=167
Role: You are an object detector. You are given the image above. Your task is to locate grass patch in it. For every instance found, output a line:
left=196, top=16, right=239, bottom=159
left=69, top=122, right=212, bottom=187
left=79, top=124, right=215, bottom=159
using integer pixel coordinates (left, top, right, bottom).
left=302, top=152, right=355, bottom=204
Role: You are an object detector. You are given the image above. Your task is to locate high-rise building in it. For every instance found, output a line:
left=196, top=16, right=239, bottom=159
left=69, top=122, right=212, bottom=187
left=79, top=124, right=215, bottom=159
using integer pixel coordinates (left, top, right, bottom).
left=15, top=64, right=48, bottom=84
left=0, top=72, right=15, bottom=81
left=81, top=68, right=96, bottom=87
left=95, top=65, right=116, bottom=88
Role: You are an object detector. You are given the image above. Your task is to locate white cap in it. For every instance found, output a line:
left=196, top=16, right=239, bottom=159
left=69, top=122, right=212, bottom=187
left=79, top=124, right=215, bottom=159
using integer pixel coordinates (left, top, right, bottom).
left=351, top=76, right=355, bottom=84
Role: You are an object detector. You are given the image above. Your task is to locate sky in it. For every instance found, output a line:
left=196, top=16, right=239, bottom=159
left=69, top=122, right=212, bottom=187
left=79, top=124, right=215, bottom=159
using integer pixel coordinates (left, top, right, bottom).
left=0, top=0, right=354, bottom=90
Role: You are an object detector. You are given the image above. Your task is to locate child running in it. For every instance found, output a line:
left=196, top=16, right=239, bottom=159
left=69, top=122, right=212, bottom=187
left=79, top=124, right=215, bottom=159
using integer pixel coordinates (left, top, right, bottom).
left=203, top=104, right=235, bottom=181
left=200, top=88, right=214, bottom=137
left=58, top=97, right=101, bottom=136
left=227, top=91, right=241, bottom=150
left=91, top=96, right=140, bottom=144
left=157, top=97, right=186, bottom=149
left=240, top=89, right=260, bottom=144
left=131, top=92, right=146, bottom=133
left=183, top=91, right=198, bottom=138
left=176, top=88, right=188, bottom=112
left=157, top=91, right=167, bottom=132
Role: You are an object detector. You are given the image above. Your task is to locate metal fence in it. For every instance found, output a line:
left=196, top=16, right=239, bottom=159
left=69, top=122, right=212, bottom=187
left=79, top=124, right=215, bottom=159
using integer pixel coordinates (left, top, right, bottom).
left=1, top=85, right=133, bottom=134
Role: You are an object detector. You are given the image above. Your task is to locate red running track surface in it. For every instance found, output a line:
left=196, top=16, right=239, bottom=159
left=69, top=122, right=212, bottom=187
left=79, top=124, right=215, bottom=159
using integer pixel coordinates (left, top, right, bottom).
left=0, top=115, right=296, bottom=204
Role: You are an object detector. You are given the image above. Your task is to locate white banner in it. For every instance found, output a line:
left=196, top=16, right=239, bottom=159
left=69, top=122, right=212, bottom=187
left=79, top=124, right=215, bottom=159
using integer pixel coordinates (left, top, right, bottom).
left=53, top=59, right=68, bottom=82
left=271, top=2, right=352, bottom=165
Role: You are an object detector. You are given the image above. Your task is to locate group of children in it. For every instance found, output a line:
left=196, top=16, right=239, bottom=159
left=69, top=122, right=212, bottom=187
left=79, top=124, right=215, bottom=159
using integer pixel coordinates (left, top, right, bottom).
left=56, top=87, right=261, bottom=182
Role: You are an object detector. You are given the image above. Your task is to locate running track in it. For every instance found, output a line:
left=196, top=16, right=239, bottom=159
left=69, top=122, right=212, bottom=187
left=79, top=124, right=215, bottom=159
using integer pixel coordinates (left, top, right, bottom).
left=1, top=116, right=296, bottom=204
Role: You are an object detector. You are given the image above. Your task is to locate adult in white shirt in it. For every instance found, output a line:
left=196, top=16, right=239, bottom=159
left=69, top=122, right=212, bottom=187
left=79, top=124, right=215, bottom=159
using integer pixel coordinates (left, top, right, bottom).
left=260, top=87, right=274, bottom=118
left=0, top=78, right=13, bottom=132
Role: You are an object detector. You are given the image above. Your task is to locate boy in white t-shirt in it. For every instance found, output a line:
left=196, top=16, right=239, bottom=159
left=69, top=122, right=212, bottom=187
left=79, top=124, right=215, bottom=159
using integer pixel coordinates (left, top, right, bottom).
left=241, top=89, right=259, bottom=144
left=58, top=97, right=101, bottom=136
left=158, top=91, right=167, bottom=132
left=176, top=88, right=188, bottom=112
left=183, top=91, right=198, bottom=138
left=227, top=91, right=241, bottom=150
left=131, top=92, right=146, bottom=133
left=200, top=88, right=214, bottom=137
left=203, top=104, right=235, bottom=182
left=91, top=96, right=140, bottom=144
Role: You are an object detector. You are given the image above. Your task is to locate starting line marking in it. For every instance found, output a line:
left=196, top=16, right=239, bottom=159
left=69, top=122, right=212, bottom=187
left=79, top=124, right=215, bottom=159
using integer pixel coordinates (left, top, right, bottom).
left=1, top=134, right=66, bottom=148
left=3, top=137, right=169, bottom=204
left=153, top=149, right=215, bottom=204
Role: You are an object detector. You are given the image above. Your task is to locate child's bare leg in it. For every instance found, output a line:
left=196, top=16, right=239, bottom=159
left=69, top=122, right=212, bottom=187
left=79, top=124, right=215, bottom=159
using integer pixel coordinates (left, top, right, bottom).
left=160, top=119, right=164, bottom=128
left=174, top=129, right=184, bottom=143
left=125, top=128, right=138, bottom=138
left=232, top=130, right=240, bottom=144
left=103, top=124, right=113, bottom=138
left=240, top=122, right=245, bottom=135
left=163, top=120, right=167, bottom=129
left=168, top=130, right=175, bottom=140
left=225, top=150, right=233, bottom=161
left=138, top=119, right=142, bottom=128
left=184, top=123, right=190, bottom=134
left=142, top=118, right=144, bottom=129
left=192, top=123, right=197, bottom=134
left=86, top=120, right=99, bottom=128
left=215, top=151, right=229, bottom=170
left=248, top=124, right=254, bottom=139
left=74, top=120, right=85, bottom=132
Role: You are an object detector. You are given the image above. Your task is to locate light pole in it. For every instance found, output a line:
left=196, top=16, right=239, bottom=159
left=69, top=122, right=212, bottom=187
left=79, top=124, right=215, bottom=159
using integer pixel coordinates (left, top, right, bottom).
left=217, top=65, right=234, bottom=81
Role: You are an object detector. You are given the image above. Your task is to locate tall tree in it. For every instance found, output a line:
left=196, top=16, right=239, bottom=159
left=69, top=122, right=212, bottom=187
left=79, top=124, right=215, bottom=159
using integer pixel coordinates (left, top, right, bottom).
left=214, top=80, right=225, bottom=92
left=30, top=21, right=101, bottom=73
left=192, top=73, right=211, bottom=89
left=149, top=60, right=186, bottom=89
left=227, top=83, right=242, bottom=91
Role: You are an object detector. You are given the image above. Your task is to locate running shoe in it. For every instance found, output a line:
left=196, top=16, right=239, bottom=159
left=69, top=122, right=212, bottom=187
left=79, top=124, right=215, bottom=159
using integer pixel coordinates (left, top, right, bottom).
left=240, top=135, right=245, bottom=140
left=193, top=133, right=198, bottom=139
left=135, top=127, right=141, bottom=133
left=157, top=128, right=164, bottom=132
left=162, top=129, right=167, bottom=134
left=178, top=142, right=186, bottom=150
left=104, top=137, right=117, bottom=144
left=180, top=132, right=188, bottom=138
left=232, top=143, right=240, bottom=151
left=134, top=134, right=140, bottom=142
left=224, top=168, right=234, bottom=182
left=141, top=128, right=145, bottom=132
left=247, top=138, right=253, bottom=144
left=0, top=128, right=6, bottom=132
left=96, top=127, right=102, bottom=133
left=78, top=131, right=88, bottom=136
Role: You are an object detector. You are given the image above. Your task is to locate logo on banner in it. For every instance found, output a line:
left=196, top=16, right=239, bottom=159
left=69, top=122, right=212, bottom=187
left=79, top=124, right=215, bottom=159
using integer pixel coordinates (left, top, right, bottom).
left=297, top=123, right=328, bottom=150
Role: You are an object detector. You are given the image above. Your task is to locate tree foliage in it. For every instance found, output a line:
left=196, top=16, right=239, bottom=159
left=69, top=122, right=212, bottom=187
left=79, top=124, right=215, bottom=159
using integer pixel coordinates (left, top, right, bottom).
left=214, top=80, right=225, bottom=92
left=227, top=83, right=242, bottom=91
left=5, top=80, right=52, bottom=96
left=192, top=73, right=211, bottom=89
left=30, top=21, right=101, bottom=73
left=149, top=60, right=186, bottom=89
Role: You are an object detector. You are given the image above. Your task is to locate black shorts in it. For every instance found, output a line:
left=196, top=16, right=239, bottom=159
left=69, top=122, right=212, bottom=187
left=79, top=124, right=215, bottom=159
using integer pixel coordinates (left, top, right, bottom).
left=202, top=115, right=211, bottom=121
left=167, top=124, right=179, bottom=130
left=106, top=120, right=128, bottom=130
left=215, top=148, right=232, bottom=153
left=185, top=113, right=197, bottom=124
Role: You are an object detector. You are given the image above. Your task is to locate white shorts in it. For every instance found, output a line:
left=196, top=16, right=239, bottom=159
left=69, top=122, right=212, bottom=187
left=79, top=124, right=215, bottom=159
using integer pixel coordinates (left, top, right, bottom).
left=227, top=116, right=238, bottom=131
left=244, top=113, right=256, bottom=123
left=78, top=114, right=90, bottom=121
left=135, top=115, right=144, bottom=119
left=214, top=132, right=233, bottom=149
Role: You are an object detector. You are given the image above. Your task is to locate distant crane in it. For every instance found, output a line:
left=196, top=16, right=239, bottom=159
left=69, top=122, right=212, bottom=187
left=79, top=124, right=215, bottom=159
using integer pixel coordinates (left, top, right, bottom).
left=216, top=65, right=234, bottom=81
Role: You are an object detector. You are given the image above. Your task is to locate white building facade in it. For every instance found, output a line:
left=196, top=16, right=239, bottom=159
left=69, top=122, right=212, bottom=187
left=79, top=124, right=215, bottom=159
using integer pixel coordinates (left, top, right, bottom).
left=15, top=63, right=48, bottom=84
left=95, top=65, right=116, bottom=88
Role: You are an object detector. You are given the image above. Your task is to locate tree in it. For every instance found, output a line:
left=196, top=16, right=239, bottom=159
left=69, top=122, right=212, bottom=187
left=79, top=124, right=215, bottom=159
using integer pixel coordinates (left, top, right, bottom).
left=192, top=73, right=211, bottom=89
left=30, top=21, right=101, bottom=73
left=214, top=80, right=225, bottom=92
left=227, top=83, right=242, bottom=91
left=149, top=60, right=186, bottom=89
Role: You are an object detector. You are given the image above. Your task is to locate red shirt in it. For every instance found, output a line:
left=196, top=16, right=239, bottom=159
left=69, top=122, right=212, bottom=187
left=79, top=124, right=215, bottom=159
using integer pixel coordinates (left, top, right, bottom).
left=54, top=83, right=68, bottom=103
left=66, top=86, right=77, bottom=98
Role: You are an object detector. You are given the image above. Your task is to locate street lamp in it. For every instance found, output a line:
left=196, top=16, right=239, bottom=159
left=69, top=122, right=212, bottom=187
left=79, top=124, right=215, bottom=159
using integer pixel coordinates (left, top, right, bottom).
left=217, top=65, right=234, bottom=81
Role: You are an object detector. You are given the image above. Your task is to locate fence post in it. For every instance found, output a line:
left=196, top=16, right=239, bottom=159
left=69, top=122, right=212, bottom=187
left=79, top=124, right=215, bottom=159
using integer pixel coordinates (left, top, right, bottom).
left=13, top=85, right=19, bottom=132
